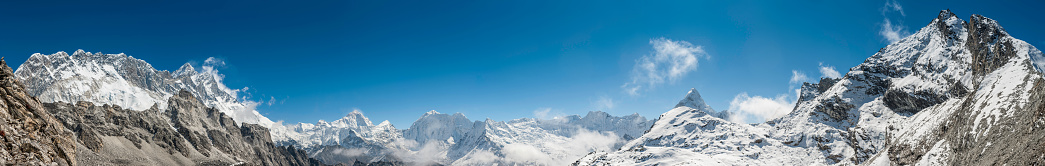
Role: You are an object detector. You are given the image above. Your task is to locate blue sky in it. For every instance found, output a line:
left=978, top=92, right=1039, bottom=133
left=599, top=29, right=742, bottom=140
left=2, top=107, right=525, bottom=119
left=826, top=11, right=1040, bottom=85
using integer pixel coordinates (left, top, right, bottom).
left=1, top=0, right=1043, bottom=127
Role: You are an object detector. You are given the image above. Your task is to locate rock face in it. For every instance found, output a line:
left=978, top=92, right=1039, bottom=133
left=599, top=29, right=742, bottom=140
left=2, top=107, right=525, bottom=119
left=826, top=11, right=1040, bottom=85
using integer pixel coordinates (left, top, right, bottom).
left=44, top=90, right=322, bottom=165
left=577, top=10, right=1045, bottom=165
left=0, top=58, right=77, bottom=165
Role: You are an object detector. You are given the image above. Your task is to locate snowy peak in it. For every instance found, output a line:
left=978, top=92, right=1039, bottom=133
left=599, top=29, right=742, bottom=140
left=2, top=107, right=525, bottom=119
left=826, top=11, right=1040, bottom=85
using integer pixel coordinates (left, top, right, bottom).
left=404, top=110, right=474, bottom=145
left=13, top=50, right=276, bottom=127
left=71, top=49, right=88, bottom=56
left=331, top=110, right=374, bottom=127
left=674, top=88, right=713, bottom=112
left=968, top=14, right=1008, bottom=38
left=173, top=63, right=197, bottom=77
left=936, top=9, right=956, bottom=21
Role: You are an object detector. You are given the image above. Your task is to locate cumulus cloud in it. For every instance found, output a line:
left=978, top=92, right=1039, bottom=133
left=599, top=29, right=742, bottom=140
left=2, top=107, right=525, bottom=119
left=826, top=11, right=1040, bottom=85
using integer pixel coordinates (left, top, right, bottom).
left=879, top=0, right=909, bottom=43
left=727, top=93, right=794, bottom=123
left=622, top=38, right=708, bottom=96
left=593, top=96, right=615, bottom=111
left=819, top=62, right=842, bottom=79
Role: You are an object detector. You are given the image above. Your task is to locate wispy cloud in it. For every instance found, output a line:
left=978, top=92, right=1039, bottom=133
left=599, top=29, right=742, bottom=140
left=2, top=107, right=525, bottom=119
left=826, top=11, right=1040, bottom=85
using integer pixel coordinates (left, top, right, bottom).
left=818, top=62, right=842, bottom=79
left=622, top=38, right=708, bottom=96
left=879, top=0, right=909, bottom=43
left=533, top=108, right=565, bottom=120
left=883, top=0, right=905, bottom=16
left=789, top=70, right=809, bottom=85
left=593, top=96, right=615, bottom=111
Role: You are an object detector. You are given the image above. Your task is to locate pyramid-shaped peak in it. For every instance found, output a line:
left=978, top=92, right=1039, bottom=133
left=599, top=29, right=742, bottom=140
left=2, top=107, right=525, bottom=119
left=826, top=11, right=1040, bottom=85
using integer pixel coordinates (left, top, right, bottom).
left=675, top=88, right=712, bottom=111
left=173, top=63, right=197, bottom=77
left=937, top=9, right=956, bottom=20
left=334, top=110, right=373, bottom=127
left=72, top=49, right=88, bottom=56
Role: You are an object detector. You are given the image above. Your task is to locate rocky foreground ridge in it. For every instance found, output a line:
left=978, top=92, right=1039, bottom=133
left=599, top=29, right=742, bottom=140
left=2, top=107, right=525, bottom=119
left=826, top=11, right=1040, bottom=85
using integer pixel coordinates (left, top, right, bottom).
left=0, top=58, right=76, bottom=165
left=44, top=90, right=322, bottom=165
left=0, top=57, right=324, bottom=165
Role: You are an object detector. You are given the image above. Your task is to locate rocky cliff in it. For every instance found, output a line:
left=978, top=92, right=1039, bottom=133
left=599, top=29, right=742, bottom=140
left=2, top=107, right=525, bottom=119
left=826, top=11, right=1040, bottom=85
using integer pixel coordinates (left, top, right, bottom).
left=0, top=58, right=77, bottom=166
left=44, top=90, right=322, bottom=165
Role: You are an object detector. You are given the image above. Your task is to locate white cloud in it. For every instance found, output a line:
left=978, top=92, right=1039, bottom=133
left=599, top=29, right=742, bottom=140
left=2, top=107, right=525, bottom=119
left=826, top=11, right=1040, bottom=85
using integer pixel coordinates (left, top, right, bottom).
left=623, top=38, right=708, bottom=96
left=789, top=70, right=809, bottom=85
left=879, top=0, right=909, bottom=43
left=880, top=19, right=909, bottom=43
left=819, top=62, right=842, bottom=79
left=727, top=93, right=794, bottom=123
left=395, top=140, right=449, bottom=165
left=503, top=143, right=555, bottom=165
left=482, top=128, right=622, bottom=165
left=533, top=108, right=565, bottom=120
left=883, top=0, right=905, bottom=16
left=328, top=148, right=368, bottom=159
left=562, top=129, right=621, bottom=153
left=456, top=150, right=499, bottom=165
left=593, top=96, right=615, bottom=111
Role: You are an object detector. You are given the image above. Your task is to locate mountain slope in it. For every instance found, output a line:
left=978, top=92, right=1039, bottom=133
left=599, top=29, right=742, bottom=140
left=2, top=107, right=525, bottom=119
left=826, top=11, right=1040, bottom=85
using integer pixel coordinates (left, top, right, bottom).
left=44, top=90, right=322, bottom=165
left=13, top=51, right=276, bottom=128
left=578, top=10, right=1045, bottom=165
left=0, top=58, right=77, bottom=166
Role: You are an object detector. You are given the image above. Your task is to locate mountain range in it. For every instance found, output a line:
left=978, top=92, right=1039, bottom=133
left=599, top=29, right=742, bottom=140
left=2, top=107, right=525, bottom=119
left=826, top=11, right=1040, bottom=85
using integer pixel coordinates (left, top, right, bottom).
left=3, top=9, right=1044, bottom=166
left=10, top=49, right=655, bottom=165
left=576, top=10, right=1045, bottom=165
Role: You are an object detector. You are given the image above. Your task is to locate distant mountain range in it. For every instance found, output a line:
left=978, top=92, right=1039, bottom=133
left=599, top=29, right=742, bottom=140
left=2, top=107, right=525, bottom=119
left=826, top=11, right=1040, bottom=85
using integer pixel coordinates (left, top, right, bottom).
left=11, top=50, right=654, bottom=165
left=3, top=9, right=1043, bottom=166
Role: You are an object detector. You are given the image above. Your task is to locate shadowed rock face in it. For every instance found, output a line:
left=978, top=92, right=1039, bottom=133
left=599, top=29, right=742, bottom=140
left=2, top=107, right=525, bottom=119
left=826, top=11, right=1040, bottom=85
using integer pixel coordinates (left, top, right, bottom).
left=0, top=58, right=77, bottom=166
left=44, top=89, right=323, bottom=165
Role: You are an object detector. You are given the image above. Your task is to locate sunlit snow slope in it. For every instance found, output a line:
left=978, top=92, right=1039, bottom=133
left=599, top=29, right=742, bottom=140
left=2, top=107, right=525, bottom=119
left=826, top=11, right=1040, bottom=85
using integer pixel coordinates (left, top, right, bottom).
left=577, top=10, right=1045, bottom=166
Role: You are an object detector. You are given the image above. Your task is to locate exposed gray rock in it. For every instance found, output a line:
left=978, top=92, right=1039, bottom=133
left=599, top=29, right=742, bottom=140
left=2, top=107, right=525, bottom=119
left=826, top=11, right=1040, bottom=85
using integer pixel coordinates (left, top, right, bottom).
left=0, top=58, right=77, bottom=166
left=44, top=90, right=324, bottom=165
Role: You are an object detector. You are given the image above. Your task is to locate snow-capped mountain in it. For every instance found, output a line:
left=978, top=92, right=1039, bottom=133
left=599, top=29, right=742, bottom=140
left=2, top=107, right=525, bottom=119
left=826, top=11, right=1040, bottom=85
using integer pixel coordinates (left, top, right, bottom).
left=278, top=109, right=653, bottom=165
left=577, top=10, right=1045, bottom=165
left=12, top=51, right=285, bottom=135
left=9, top=49, right=656, bottom=165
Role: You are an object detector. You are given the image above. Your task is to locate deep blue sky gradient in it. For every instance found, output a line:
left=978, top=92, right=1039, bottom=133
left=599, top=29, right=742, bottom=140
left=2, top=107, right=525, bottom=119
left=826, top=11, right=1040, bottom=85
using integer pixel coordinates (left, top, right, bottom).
left=2, top=0, right=1043, bottom=127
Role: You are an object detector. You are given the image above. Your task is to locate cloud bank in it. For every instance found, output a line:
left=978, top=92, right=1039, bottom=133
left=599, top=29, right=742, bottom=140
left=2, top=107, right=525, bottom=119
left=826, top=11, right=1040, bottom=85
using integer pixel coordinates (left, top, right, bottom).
left=623, top=38, right=708, bottom=96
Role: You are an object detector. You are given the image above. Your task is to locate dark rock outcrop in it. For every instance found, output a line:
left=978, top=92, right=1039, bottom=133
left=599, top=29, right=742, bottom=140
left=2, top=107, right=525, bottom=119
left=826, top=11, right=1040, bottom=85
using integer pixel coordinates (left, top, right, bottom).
left=0, top=58, right=77, bottom=166
left=44, top=89, right=323, bottom=165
